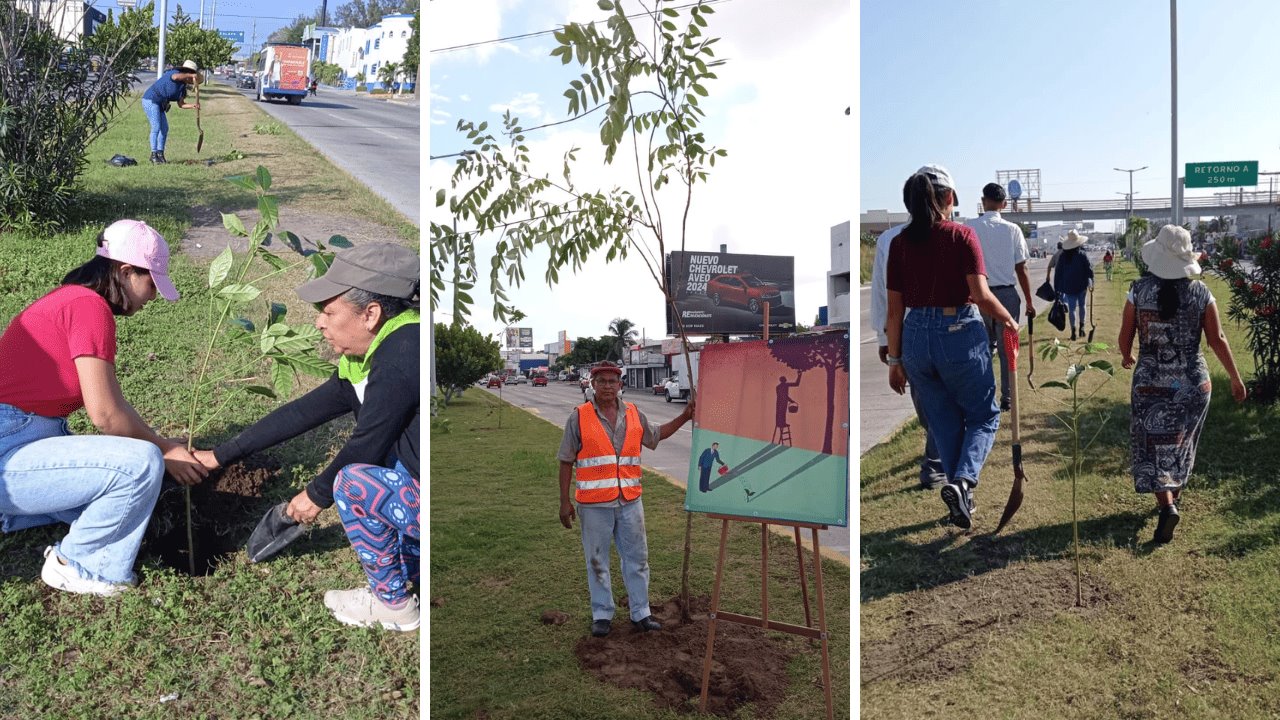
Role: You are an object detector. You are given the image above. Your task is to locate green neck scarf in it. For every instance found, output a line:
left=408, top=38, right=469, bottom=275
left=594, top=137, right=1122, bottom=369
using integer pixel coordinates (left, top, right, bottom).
left=338, top=309, right=420, bottom=384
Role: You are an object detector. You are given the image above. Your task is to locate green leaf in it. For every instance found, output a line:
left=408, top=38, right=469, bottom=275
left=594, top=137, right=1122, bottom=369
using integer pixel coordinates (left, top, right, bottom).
left=208, top=247, right=233, bottom=288
left=1040, top=380, right=1070, bottom=390
left=260, top=334, right=278, bottom=354
left=435, top=188, right=446, bottom=207
left=268, top=302, right=287, bottom=325
left=308, top=253, right=332, bottom=279
left=244, top=385, right=276, bottom=399
left=1088, top=359, right=1116, bottom=374
left=328, top=235, right=353, bottom=249
left=226, top=175, right=257, bottom=191
left=278, top=231, right=304, bottom=255
left=255, top=248, right=288, bottom=271
left=230, top=316, right=255, bottom=333
left=272, top=361, right=294, bottom=398
left=282, top=353, right=337, bottom=379
left=221, top=212, right=247, bottom=237
left=273, top=335, right=320, bottom=353
left=597, top=0, right=614, bottom=9
left=255, top=165, right=272, bottom=192
left=257, top=195, right=279, bottom=232
left=264, top=322, right=291, bottom=337
left=218, top=284, right=261, bottom=303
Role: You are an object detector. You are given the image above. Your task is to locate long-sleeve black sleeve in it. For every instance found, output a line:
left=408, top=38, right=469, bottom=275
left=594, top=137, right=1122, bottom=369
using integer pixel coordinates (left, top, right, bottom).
left=212, top=372, right=354, bottom=469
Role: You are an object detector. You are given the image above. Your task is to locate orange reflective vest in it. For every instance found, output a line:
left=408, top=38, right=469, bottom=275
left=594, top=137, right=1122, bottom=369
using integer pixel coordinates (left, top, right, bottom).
left=574, top=401, right=643, bottom=504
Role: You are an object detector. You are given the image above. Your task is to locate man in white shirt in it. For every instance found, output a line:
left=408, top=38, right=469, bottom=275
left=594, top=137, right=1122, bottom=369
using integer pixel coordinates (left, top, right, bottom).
left=871, top=222, right=946, bottom=489
left=966, top=183, right=1036, bottom=412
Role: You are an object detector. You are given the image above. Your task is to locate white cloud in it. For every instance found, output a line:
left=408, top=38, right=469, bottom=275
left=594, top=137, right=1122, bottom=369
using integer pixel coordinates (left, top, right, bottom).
left=431, top=109, right=453, bottom=126
left=489, top=92, right=548, bottom=122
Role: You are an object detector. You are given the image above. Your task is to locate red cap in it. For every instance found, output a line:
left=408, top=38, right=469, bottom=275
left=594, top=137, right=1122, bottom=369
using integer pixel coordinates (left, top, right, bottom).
left=590, top=361, right=623, bottom=376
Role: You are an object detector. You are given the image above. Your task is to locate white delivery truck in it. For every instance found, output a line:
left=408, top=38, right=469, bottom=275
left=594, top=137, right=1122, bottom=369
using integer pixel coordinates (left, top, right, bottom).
left=256, top=43, right=311, bottom=105
left=664, top=350, right=700, bottom=402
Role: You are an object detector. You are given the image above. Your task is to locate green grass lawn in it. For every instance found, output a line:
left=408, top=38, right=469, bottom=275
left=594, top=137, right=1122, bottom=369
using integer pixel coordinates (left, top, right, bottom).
left=430, top=391, right=851, bottom=719
left=860, top=260, right=1280, bottom=718
left=0, top=85, right=418, bottom=718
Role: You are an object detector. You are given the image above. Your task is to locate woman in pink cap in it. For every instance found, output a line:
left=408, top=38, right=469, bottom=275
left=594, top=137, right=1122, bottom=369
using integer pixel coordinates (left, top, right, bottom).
left=0, top=219, right=207, bottom=596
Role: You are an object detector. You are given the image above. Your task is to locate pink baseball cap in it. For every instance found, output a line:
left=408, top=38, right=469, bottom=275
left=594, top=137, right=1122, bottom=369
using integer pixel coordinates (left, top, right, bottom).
left=96, top=220, right=179, bottom=301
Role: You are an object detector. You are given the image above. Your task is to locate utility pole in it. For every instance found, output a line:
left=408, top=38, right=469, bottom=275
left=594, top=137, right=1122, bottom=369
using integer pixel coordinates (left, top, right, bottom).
left=198, top=0, right=204, bottom=29
left=1115, top=166, right=1147, bottom=238
left=211, top=0, right=216, bottom=30
left=1170, top=0, right=1180, bottom=225
left=157, top=0, right=168, bottom=80
left=321, top=0, right=328, bottom=27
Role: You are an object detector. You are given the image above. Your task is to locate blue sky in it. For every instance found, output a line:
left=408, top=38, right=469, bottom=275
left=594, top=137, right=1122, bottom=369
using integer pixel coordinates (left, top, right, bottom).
left=429, top=0, right=853, bottom=349
left=92, top=0, right=327, bottom=57
left=861, top=0, right=1280, bottom=229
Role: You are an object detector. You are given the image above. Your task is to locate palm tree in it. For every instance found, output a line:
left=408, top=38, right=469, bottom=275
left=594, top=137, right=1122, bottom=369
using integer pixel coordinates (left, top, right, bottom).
left=377, top=62, right=399, bottom=92
left=606, top=317, right=638, bottom=362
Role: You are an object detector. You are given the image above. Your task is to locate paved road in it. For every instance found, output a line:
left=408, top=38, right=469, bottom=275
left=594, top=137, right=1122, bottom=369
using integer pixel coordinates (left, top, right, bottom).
left=216, top=77, right=420, bottom=226
left=859, top=255, right=1062, bottom=455
left=479, top=381, right=851, bottom=562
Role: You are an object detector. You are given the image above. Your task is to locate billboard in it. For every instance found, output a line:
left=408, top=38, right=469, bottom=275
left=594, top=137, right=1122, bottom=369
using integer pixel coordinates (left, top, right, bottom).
left=684, top=333, right=849, bottom=526
left=665, top=251, right=795, bottom=335
left=519, top=327, right=533, bottom=349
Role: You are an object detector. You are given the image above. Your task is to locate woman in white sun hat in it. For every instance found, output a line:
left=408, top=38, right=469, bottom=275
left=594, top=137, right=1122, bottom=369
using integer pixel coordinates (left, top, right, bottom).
left=0, top=220, right=207, bottom=596
left=1053, top=229, right=1094, bottom=340
left=1119, top=224, right=1246, bottom=544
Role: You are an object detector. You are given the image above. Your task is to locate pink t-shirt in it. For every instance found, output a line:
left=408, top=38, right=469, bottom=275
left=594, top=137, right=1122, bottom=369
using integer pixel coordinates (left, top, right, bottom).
left=0, top=285, right=117, bottom=417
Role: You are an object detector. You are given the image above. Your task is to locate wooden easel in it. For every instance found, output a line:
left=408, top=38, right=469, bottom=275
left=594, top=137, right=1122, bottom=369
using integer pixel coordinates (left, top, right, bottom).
left=697, top=514, right=832, bottom=718
left=696, top=305, right=832, bottom=718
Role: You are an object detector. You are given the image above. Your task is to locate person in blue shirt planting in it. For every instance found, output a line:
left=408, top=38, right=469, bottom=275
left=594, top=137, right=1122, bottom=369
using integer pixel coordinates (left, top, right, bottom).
left=140, top=60, right=202, bottom=165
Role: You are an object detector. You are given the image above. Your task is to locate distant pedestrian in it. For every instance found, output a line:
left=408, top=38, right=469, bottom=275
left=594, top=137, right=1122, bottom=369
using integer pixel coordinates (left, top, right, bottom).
left=871, top=221, right=947, bottom=489
left=1053, top=230, right=1093, bottom=340
left=885, top=164, right=1017, bottom=530
left=1103, top=249, right=1114, bottom=281
left=1045, top=241, right=1064, bottom=283
left=966, top=183, right=1037, bottom=412
left=309, top=79, right=318, bottom=97
left=141, top=60, right=201, bottom=165
left=1119, top=225, right=1246, bottom=543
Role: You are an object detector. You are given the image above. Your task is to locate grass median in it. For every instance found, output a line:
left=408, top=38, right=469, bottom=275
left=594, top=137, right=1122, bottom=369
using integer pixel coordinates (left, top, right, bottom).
left=860, top=259, right=1280, bottom=718
left=430, top=390, right=851, bottom=719
left=0, top=83, right=418, bottom=718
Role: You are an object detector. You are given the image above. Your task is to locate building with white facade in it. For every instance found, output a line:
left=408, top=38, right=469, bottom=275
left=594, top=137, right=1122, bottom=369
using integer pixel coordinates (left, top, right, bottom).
left=35, top=1, right=105, bottom=42
left=360, top=13, right=415, bottom=91
left=302, top=24, right=340, bottom=64
left=329, top=26, right=369, bottom=88
left=828, top=221, right=851, bottom=326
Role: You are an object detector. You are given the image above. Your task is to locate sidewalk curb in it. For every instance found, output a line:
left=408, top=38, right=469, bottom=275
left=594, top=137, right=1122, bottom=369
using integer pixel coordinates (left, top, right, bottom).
left=508, top=399, right=852, bottom=567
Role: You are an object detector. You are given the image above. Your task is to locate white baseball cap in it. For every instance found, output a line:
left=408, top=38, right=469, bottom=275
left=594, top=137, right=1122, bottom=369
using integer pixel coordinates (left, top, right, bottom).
left=96, top=220, right=180, bottom=301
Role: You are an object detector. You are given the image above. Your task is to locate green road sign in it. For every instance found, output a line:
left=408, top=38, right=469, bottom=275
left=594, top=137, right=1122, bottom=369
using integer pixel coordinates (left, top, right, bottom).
left=1185, top=161, right=1258, bottom=188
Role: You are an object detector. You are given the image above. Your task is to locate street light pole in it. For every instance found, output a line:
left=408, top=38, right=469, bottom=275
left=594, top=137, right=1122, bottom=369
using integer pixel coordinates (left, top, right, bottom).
left=1171, top=0, right=1180, bottom=225
left=1115, top=166, right=1147, bottom=238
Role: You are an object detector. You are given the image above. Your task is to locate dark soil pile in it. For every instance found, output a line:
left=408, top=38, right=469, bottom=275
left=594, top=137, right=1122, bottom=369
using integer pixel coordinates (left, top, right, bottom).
left=144, top=459, right=278, bottom=575
left=573, top=595, right=795, bottom=717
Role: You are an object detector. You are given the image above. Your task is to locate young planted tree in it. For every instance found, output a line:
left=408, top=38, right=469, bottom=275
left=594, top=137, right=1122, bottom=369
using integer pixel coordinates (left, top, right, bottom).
left=1036, top=339, right=1116, bottom=606
left=175, top=166, right=350, bottom=573
left=431, top=0, right=728, bottom=621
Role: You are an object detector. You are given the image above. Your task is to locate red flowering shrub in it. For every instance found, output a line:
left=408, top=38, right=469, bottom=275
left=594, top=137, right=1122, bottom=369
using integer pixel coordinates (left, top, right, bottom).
left=1213, top=234, right=1280, bottom=401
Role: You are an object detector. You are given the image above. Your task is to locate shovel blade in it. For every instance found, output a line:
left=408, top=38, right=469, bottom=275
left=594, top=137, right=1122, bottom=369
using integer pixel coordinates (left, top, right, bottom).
left=197, top=130, right=204, bottom=154
left=994, top=468, right=1026, bottom=534
left=246, top=502, right=305, bottom=563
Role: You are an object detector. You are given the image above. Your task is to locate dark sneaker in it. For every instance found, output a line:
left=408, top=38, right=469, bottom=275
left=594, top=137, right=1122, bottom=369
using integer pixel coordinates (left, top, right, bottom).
left=1154, top=505, right=1180, bottom=544
left=940, top=483, right=972, bottom=529
left=631, top=615, right=661, bottom=632
left=1000, top=397, right=1011, bottom=412
left=591, top=619, right=612, bottom=637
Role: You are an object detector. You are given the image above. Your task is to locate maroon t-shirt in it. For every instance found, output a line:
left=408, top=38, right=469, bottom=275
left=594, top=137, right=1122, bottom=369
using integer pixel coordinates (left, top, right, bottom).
left=886, top=221, right=987, bottom=307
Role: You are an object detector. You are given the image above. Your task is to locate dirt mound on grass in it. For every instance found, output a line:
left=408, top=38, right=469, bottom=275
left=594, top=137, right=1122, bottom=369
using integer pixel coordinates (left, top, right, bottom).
left=573, top=595, right=795, bottom=717
left=860, top=561, right=1114, bottom=686
left=144, top=458, right=279, bottom=575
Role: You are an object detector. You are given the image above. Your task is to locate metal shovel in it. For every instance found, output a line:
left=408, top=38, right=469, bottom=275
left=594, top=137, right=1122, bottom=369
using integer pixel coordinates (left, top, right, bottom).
left=995, top=326, right=1027, bottom=534
left=246, top=502, right=306, bottom=563
left=194, top=77, right=204, bottom=153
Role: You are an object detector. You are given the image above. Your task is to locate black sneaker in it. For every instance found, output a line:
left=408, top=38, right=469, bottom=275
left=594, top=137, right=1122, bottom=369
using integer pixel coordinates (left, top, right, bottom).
left=631, top=615, right=661, bottom=632
left=1154, top=505, right=1180, bottom=544
left=1000, top=397, right=1011, bottom=412
left=590, top=619, right=612, bottom=637
left=940, top=482, right=972, bottom=529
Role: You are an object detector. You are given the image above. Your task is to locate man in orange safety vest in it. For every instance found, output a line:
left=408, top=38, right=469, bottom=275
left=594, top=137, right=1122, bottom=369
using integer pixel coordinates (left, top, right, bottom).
left=557, top=361, right=694, bottom=638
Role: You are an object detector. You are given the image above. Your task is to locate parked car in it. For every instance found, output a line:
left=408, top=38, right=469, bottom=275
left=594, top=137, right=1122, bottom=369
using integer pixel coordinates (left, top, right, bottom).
left=653, top=378, right=670, bottom=395
left=706, top=273, right=782, bottom=314
left=486, top=375, right=503, bottom=388
left=532, top=375, right=548, bottom=387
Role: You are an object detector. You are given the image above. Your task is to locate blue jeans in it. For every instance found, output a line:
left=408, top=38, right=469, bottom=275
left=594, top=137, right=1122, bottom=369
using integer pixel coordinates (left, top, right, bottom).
left=0, top=404, right=164, bottom=584
left=1061, top=289, right=1087, bottom=330
left=142, top=98, right=168, bottom=152
left=902, top=306, right=1000, bottom=486
left=908, top=381, right=944, bottom=482
left=579, top=498, right=650, bottom=622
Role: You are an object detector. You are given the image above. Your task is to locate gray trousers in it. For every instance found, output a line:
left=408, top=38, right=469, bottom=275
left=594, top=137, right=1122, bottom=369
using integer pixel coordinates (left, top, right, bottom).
left=982, top=285, right=1022, bottom=404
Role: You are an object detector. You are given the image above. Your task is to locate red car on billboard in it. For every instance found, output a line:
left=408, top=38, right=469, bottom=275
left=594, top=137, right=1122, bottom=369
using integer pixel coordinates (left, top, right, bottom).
left=707, top=273, right=782, bottom=314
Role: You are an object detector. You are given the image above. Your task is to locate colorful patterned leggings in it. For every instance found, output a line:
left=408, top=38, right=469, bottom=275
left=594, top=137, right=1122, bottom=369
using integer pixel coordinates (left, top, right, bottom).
left=333, top=462, right=420, bottom=604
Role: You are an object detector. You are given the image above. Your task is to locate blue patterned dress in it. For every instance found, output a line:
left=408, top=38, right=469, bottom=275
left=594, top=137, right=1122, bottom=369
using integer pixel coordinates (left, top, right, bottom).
left=1128, top=276, right=1214, bottom=493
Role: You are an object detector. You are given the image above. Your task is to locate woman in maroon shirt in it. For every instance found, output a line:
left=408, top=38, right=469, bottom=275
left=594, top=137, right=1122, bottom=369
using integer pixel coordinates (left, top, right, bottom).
left=884, top=165, right=1017, bottom=529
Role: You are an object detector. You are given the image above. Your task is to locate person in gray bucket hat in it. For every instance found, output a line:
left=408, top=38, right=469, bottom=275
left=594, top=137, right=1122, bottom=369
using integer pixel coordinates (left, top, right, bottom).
left=194, top=243, right=422, bottom=631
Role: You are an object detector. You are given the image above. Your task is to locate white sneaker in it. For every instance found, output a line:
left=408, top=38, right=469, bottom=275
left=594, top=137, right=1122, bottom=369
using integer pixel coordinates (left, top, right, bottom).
left=324, top=587, right=420, bottom=631
left=40, top=546, right=130, bottom=597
